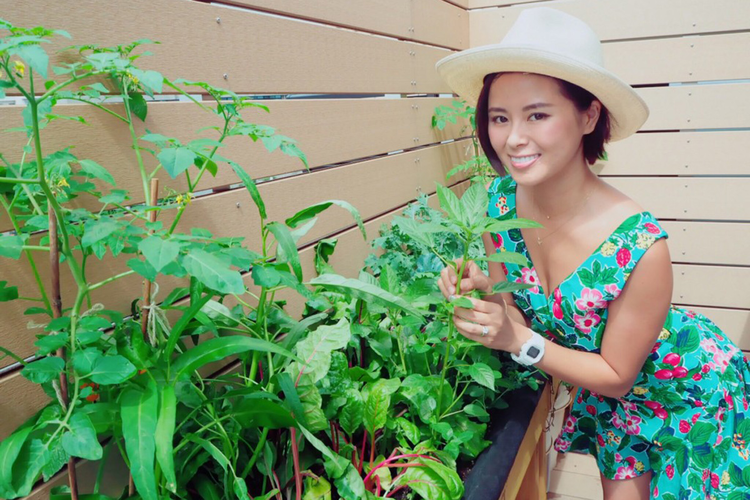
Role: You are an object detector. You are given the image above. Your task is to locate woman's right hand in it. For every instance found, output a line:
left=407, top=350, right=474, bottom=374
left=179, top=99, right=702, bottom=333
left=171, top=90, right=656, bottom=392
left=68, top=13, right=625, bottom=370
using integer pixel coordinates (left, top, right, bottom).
left=438, top=258, right=492, bottom=300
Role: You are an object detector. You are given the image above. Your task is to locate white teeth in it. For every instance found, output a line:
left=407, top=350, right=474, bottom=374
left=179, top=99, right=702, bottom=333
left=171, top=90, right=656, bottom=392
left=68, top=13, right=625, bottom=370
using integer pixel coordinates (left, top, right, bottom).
left=511, top=155, right=539, bottom=163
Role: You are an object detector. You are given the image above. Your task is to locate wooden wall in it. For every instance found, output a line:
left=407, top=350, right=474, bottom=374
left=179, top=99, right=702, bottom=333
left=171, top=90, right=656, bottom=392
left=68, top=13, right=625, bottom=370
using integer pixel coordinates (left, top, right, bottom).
left=470, top=0, right=750, bottom=353
left=1, top=0, right=748, bottom=497
left=0, top=0, right=470, bottom=496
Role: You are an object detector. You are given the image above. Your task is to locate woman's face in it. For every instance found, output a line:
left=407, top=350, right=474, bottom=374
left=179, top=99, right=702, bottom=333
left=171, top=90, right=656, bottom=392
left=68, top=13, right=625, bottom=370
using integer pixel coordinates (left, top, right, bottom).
left=487, top=73, right=599, bottom=186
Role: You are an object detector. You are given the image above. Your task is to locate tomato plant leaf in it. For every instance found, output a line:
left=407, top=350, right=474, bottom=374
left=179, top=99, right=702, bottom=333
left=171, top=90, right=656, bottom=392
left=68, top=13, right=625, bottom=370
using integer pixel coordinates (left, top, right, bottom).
left=61, top=411, right=102, bottom=460
left=182, top=249, right=245, bottom=295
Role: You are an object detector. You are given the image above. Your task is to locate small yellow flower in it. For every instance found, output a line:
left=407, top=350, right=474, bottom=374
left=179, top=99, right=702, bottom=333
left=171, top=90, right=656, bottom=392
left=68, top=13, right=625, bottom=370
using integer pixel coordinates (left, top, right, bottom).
left=600, top=241, right=617, bottom=257
left=175, top=193, right=193, bottom=206
left=14, top=60, right=25, bottom=77
left=634, top=461, right=645, bottom=473
left=636, top=233, right=656, bottom=250
left=658, top=328, right=671, bottom=341
left=721, top=470, right=731, bottom=485
left=633, top=386, right=648, bottom=396
left=56, top=177, right=69, bottom=188
left=126, top=71, right=139, bottom=85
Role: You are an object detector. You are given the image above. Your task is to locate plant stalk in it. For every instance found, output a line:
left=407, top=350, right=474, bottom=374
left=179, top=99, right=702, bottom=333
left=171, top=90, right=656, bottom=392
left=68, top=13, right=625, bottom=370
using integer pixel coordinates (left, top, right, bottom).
left=140, top=178, right=160, bottom=340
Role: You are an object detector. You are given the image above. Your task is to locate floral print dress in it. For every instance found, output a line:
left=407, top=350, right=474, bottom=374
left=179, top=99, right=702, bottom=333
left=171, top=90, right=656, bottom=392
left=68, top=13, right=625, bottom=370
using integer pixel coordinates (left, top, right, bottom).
left=488, top=176, right=750, bottom=499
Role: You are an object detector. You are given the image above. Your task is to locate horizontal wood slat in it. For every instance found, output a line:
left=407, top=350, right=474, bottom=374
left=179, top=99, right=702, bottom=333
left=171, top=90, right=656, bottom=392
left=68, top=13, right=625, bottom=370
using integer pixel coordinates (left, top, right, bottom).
left=0, top=96, right=466, bottom=232
left=232, top=0, right=469, bottom=50
left=0, top=141, right=472, bottom=370
left=607, top=177, right=750, bottom=221
left=595, top=131, right=750, bottom=176
left=2, top=0, right=452, bottom=96
left=469, top=0, right=750, bottom=46
left=639, top=83, right=750, bottom=131
left=673, top=264, right=750, bottom=310
left=659, top=221, right=750, bottom=267
left=604, top=32, right=750, bottom=86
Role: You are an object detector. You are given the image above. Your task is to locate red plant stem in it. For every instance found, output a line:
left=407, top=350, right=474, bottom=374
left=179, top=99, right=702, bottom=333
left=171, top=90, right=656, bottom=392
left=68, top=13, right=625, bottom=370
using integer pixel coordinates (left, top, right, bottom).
left=49, top=205, right=78, bottom=500
left=358, top=430, right=367, bottom=473
left=362, top=453, right=438, bottom=484
left=330, top=421, right=338, bottom=453
left=370, top=432, right=376, bottom=466
left=272, top=470, right=283, bottom=500
left=290, top=428, right=302, bottom=500
left=375, top=475, right=382, bottom=497
left=385, top=480, right=430, bottom=498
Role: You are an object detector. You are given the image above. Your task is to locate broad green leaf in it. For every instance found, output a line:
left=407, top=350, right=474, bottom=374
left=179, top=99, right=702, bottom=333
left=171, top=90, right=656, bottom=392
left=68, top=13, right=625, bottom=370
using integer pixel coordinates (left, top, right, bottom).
left=482, top=217, right=542, bottom=234
left=232, top=399, right=296, bottom=429
left=61, top=412, right=102, bottom=460
left=303, top=475, right=331, bottom=500
left=82, top=220, right=118, bottom=248
left=285, top=200, right=366, bottom=240
left=127, top=258, right=158, bottom=281
left=0, top=281, right=19, bottom=302
left=450, top=296, right=474, bottom=309
left=34, top=333, right=68, bottom=356
left=78, top=159, right=115, bottom=185
left=21, top=356, right=64, bottom=384
left=466, top=363, right=495, bottom=391
left=121, top=381, right=158, bottom=500
left=339, top=389, right=364, bottom=436
left=489, top=281, right=532, bottom=295
left=268, top=221, right=303, bottom=282
left=436, top=183, right=464, bottom=225
left=396, top=417, right=422, bottom=445
left=288, top=318, right=351, bottom=385
left=158, top=146, right=196, bottom=179
left=460, top=182, right=489, bottom=228
left=463, top=404, right=489, bottom=419
left=9, top=438, right=50, bottom=497
left=392, top=217, right=446, bottom=248
left=251, top=264, right=281, bottom=288
left=230, top=162, right=266, bottom=219
left=14, top=44, right=49, bottom=78
left=477, top=250, right=529, bottom=266
left=399, top=457, right=463, bottom=500
left=0, top=426, right=33, bottom=494
left=155, top=386, right=177, bottom=493
left=128, top=91, right=148, bottom=122
left=72, top=348, right=102, bottom=376
left=138, top=236, right=181, bottom=273
left=334, top=464, right=366, bottom=500
left=308, top=274, right=423, bottom=318
left=298, top=425, right=349, bottom=479
left=363, top=379, right=401, bottom=434
left=88, top=355, right=136, bottom=385
left=182, top=249, right=244, bottom=295
left=0, top=235, right=25, bottom=259
left=42, top=438, right=68, bottom=482
left=171, top=335, right=298, bottom=381
left=193, top=474, right=221, bottom=500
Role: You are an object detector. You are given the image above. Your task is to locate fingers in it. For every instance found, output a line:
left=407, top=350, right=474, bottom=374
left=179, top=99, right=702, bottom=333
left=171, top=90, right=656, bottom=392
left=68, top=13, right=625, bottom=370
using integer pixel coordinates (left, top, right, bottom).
left=453, top=316, right=491, bottom=340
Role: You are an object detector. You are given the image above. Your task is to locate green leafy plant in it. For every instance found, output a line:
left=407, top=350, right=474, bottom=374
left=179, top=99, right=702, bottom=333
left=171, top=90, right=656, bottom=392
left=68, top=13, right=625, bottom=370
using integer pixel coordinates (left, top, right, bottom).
left=432, top=100, right=495, bottom=184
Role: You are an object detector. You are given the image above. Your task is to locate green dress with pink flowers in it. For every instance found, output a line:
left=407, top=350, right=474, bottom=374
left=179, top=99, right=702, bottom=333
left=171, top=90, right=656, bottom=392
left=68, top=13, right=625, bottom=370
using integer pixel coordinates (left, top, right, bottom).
left=488, top=176, right=750, bottom=499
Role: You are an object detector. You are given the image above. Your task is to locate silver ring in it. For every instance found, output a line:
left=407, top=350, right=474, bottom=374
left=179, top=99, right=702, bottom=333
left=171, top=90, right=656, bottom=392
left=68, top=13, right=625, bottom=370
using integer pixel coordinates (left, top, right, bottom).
left=480, top=325, right=489, bottom=337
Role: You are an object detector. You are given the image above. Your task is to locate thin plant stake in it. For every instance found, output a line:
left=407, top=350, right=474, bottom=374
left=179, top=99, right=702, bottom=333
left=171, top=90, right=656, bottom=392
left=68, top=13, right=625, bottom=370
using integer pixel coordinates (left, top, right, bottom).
left=140, top=178, right=160, bottom=340
left=49, top=202, right=79, bottom=500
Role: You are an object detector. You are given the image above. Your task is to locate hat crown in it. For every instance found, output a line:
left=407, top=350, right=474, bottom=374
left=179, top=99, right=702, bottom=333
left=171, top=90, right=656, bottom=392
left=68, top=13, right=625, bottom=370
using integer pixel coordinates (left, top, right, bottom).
left=501, top=8, right=605, bottom=68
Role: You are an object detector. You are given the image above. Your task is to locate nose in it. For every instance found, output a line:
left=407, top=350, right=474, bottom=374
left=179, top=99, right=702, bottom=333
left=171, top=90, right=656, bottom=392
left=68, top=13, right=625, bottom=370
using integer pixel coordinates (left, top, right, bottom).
left=507, top=120, right=528, bottom=149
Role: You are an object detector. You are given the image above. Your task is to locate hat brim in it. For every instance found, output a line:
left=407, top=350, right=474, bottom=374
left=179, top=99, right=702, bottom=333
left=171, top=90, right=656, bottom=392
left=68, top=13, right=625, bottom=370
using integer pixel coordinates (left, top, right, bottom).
left=436, top=45, right=649, bottom=142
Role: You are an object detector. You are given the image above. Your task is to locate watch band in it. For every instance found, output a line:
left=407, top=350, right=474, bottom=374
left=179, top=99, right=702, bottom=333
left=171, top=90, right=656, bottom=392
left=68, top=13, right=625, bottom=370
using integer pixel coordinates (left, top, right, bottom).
left=511, top=331, right=545, bottom=366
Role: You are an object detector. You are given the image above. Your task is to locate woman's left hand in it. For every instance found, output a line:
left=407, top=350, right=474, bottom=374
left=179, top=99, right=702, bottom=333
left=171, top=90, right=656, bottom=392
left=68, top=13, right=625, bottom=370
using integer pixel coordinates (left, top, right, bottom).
left=452, top=296, right=518, bottom=352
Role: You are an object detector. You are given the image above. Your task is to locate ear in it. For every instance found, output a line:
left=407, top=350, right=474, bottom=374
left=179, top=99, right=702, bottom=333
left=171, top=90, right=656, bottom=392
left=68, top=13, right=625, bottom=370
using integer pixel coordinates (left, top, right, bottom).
left=582, top=100, right=602, bottom=135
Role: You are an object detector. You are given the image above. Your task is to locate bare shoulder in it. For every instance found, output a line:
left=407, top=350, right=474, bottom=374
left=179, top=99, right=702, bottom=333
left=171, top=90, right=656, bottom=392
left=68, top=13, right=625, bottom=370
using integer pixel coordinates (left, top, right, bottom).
left=597, top=180, right=646, bottom=221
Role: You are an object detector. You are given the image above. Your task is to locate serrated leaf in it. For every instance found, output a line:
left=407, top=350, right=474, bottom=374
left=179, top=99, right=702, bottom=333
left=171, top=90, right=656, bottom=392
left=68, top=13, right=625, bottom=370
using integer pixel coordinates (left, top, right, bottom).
left=182, top=249, right=244, bottom=295
left=158, top=146, right=196, bottom=179
left=82, top=220, right=118, bottom=248
left=436, top=183, right=464, bottom=225
left=127, top=258, right=158, bottom=282
left=78, top=159, right=115, bottom=185
left=478, top=250, right=529, bottom=266
left=467, top=363, right=494, bottom=391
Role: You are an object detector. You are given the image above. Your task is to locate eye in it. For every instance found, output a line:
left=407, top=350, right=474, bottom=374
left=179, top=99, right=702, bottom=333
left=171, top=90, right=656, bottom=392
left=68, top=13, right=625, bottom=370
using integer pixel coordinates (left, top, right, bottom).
left=490, top=115, right=508, bottom=124
left=529, top=112, right=548, bottom=121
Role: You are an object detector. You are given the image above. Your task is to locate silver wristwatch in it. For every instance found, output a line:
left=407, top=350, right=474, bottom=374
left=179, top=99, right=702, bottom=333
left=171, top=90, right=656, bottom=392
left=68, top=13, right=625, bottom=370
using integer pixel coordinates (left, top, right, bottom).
left=511, top=331, right=545, bottom=366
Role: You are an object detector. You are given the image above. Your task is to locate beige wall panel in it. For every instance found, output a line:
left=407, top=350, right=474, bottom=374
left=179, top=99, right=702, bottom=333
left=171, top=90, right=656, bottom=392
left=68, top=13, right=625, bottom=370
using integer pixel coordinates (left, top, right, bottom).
left=607, top=177, right=750, bottom=221
left=685, top=306, right=750, bottom=351
left=234, top=0, right=468, bottom=50
left=595, top=131, right=749, bottom=176
left=471, top=0, right=540, bottom=8
left=0, top=96, right=465, bottom=232
left=447, top=0, right=470, bottom=9
left=0, top=141, right=472, bottom=368
left=3, top=0, right=452, bottom=96
left=660, top=221, right=750, bottom=267
left=0, top=373, right=49, bottom=441
left=673, top=264, right=750, bottom=309
left=604, top=33, right=750, bottom=86
left=639, top=83, right=750, bottom=131
left=469, top=0, right=750, bottom=47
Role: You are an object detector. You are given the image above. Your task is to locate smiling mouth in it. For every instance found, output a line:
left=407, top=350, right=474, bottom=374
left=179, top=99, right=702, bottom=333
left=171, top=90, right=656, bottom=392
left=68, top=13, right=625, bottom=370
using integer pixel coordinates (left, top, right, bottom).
left=509, top=154, right=540, bottom=168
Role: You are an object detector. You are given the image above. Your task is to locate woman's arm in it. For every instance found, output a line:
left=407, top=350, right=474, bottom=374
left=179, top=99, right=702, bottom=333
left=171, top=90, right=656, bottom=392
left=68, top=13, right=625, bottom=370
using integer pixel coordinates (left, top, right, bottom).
left=517, top=239, right=673, bottom=398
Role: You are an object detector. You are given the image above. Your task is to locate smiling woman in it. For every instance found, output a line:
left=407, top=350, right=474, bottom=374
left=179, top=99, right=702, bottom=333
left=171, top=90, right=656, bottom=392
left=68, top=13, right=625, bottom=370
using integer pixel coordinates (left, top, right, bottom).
left=436, top=7, right=750, bottom=500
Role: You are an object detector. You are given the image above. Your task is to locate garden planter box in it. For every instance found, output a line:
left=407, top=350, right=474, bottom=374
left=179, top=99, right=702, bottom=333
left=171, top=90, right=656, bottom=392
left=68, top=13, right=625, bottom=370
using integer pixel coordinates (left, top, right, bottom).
left=463, top=381, right=552, bottom=500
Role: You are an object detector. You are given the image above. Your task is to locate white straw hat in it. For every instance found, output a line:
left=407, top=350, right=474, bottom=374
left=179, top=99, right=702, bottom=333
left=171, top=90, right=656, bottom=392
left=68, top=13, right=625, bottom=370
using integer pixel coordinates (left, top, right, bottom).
left=436, top=7, right=649, bottom=141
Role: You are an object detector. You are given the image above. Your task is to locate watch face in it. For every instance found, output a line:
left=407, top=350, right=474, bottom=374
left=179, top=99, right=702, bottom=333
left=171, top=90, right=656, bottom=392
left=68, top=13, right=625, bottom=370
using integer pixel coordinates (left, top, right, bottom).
left=527, top=346, right=540, bottom=358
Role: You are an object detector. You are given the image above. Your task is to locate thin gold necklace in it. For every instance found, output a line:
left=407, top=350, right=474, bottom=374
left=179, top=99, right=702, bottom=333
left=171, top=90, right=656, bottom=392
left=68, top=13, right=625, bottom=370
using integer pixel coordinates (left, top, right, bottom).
left=532, top=188, right=593, bottom=246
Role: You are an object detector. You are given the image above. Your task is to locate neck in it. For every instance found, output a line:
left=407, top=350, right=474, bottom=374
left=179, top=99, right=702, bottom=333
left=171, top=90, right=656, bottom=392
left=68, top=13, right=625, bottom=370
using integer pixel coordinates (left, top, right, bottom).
left=523, top=163, right=599, bottom=219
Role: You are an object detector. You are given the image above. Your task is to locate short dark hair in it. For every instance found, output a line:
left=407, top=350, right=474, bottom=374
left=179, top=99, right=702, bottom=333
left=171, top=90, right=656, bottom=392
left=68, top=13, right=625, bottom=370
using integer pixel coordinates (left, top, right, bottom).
left=475, top=72, right=612, bottom=175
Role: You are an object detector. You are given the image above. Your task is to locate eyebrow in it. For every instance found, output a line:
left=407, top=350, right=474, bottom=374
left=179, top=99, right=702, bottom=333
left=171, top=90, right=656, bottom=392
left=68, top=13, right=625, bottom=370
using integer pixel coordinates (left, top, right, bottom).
left=488, top=102, right=553, bottom=113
